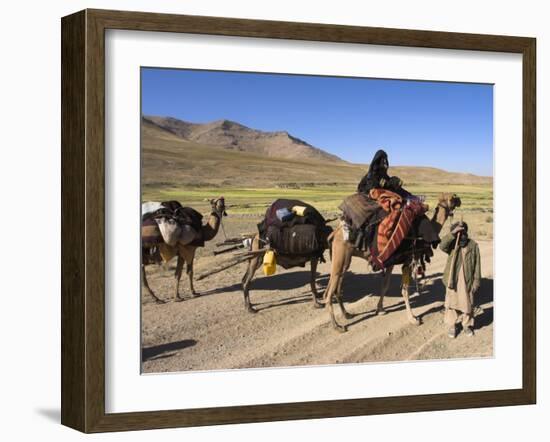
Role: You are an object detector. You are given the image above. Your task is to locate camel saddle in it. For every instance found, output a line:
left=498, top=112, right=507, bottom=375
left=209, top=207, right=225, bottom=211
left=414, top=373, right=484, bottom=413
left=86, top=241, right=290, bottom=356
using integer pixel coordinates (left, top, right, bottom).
left=145, top=201, right=203, bottom=230
left=338, top=192, right=386, bottom=230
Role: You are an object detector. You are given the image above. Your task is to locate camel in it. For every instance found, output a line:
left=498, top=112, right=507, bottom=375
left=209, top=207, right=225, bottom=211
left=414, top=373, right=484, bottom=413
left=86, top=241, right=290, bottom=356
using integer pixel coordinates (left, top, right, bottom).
left=241, top=201, right=332, bottom=313
left=323, top=192, right=461, bottom=332
left=141, top=197, right=227, bottom=303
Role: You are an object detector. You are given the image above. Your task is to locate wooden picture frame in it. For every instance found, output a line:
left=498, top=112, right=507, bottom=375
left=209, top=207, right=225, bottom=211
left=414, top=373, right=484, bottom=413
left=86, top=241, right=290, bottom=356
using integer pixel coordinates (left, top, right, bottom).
left=61, top=8, right=536, bottom=433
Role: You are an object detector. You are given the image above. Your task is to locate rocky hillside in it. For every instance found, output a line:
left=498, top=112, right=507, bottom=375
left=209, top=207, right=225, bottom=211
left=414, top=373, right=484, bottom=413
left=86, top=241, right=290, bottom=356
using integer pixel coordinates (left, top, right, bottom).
left=141, top=118, right=492, bottom=189
left=143, top=115, right=344, bottom=163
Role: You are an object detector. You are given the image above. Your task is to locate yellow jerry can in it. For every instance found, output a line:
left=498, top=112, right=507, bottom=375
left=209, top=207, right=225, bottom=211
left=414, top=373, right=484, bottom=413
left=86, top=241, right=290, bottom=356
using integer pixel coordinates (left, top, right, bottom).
left=292, top=205, right=308, bottom=216
left=263, top=250, right=277, bottom=276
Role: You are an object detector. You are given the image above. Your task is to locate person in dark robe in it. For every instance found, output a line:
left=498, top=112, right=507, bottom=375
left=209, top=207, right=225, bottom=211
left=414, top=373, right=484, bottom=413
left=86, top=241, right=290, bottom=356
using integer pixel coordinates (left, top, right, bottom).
left=357, top=149, right=407, bottom=195
left=356, top=149, right=439, bottom=251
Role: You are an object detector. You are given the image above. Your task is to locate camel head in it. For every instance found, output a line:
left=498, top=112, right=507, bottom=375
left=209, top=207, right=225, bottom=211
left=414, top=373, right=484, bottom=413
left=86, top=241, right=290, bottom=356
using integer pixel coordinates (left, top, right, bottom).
left=437, top=193, right=462, bottom=218
left=209, top=196, right=227, bottom=217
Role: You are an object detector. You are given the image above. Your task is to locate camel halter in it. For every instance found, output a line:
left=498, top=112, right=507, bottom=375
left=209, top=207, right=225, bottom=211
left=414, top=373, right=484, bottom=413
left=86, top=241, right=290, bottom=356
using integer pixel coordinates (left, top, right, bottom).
left=437, top=202, right=454, bottom=220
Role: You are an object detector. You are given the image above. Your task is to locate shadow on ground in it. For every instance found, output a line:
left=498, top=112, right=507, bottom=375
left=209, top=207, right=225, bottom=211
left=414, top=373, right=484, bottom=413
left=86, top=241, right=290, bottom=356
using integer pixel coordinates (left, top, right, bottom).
left=178, top=265, right=493, bottom=328
left=201, top=269, right=318, bottom=295
left=142, top=339, right=197, bottom=362
left=340, top=274, right=494, bottom=329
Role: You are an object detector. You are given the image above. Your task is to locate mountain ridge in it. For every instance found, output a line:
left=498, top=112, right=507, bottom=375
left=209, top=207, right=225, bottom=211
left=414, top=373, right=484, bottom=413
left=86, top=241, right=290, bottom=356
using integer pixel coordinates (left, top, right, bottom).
left=143, top=115, right=345, bottom=163
left=141, top=118, right=493, bottom=189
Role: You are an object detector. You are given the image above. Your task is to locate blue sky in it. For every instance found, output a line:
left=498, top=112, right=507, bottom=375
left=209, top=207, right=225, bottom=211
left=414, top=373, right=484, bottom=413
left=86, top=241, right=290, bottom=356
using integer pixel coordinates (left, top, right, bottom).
left=141, top=68, right=493, bottom=176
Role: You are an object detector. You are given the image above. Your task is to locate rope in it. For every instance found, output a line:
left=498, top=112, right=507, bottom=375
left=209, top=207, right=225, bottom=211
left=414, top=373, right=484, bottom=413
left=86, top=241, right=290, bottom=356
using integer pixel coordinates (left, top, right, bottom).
left=218, top=211, right=228, bottom=240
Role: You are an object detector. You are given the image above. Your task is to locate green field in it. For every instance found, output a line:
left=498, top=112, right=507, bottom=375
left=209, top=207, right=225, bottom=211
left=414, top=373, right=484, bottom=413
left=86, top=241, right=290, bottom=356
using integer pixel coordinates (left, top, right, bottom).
left=142, top=119, right=494, bottom=239
left=142, top=183, right=492, bottom=214
left=142, top=183, right=493, bottom=239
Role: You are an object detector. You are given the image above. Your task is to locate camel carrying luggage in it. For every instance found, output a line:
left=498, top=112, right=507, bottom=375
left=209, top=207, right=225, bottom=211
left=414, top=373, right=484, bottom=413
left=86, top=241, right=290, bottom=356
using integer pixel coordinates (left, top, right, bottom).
left=259, top=199, right=330, bottom=257
left=339, top=190, right=435, bottom=270
left=141, top=200, right=203, bottom=248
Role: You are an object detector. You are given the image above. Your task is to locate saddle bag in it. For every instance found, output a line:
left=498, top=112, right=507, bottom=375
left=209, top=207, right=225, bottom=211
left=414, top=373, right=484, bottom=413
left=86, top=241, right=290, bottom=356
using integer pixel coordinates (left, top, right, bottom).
left=267, top=224, right=319, bottom=255
left=141, top=217, right=162, bottom=248
left=156, top=217, right=181, bottom=247
left=339, top=193, right=384, bottom=230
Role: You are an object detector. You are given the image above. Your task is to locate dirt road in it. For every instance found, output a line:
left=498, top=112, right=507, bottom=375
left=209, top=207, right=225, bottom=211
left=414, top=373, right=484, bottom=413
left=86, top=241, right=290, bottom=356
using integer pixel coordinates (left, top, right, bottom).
left=141, top=232, right=493, bottom=373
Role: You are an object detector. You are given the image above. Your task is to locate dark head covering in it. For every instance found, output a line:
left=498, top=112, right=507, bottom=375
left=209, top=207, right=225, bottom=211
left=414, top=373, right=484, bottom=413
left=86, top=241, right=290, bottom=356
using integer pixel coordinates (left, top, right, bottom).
left=367, top=150, right=389, bottom=177
left=451, top=221, right=469, bottom=247
left=450, top=221, right=468, bottom=234
left=357, top=149, right=391, bottom=194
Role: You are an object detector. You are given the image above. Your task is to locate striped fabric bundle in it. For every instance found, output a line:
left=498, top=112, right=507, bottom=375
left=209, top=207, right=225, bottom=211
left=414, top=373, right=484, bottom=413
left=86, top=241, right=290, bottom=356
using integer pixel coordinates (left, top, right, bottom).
left=142, top=217, right=163, bottom=248
left=374, top=204, right=417, bottom=266
left=368, top=189, right=426, bottom=269
left=368, top=189, right=404, bottom=255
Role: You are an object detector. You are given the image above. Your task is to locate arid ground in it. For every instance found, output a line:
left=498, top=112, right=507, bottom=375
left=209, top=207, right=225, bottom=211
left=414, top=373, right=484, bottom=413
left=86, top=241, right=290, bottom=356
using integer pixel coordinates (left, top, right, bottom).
left=141, top=216, right=493, bottom=373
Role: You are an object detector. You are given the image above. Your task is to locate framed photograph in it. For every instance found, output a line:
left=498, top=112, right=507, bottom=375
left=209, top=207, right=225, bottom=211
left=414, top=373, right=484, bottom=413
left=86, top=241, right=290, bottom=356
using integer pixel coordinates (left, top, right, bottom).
left=61, top=9, right=536, bottom=433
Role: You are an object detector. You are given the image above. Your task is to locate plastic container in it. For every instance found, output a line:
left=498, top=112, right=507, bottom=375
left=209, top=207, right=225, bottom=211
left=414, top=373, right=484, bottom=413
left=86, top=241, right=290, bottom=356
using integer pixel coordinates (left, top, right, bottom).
left=263, top=250, right=277, bottom=276
left=292, top=205, right=308, bottom=217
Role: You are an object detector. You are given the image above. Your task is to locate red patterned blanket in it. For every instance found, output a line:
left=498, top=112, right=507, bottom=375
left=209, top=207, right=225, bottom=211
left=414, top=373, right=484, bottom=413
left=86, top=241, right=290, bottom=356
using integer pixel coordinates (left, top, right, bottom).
left=368, top=189, right=427, bottom=269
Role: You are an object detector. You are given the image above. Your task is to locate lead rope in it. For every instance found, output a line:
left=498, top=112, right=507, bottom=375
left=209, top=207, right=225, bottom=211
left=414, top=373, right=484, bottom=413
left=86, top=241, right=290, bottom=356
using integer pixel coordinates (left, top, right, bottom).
left=217, top=207, right=228, bottom=241
left=220, top=215, right=228, bottom=240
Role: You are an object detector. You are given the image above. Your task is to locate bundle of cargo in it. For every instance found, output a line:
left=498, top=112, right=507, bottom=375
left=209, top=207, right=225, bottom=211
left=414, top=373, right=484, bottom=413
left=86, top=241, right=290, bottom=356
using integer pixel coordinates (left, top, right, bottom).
left=337, top=189, right=440, bottom=270
left=238, top=199, right=334, bottom=313
left=258, top=199, right=332, bottom=267
left=141, top=200, right=203, bottom=248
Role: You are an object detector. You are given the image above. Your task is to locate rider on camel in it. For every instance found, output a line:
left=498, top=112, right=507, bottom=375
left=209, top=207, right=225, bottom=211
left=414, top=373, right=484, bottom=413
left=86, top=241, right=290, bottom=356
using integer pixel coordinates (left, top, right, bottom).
left=357, top=149, right=411, bottom=198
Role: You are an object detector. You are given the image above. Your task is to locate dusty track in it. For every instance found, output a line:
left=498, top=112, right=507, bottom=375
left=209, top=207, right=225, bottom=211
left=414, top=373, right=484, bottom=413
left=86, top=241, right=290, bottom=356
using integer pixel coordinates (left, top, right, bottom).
left=142, top=239, right=493, bottom=373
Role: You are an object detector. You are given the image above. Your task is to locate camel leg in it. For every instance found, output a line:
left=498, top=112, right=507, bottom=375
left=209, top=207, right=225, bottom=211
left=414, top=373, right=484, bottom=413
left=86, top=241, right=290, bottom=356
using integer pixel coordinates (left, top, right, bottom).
left=337, top=291, right=353, bottom=319
left=310, top=258, right=323, bottom=309
left=328, top=290, right=347, bottom=333
left=242, top=236, right=263, bottom=313
left=322, top=235, right=348, bottom=332
left=336, top=249, right=353, bottom=319
left=187, top=262, right=198, bottom=297
left=401, top=264, right=420, bottom=325
left=174, top=255, right=185, bottom=302
left=376, top=265, right=393, bottom=315
left=242, top=256, right=261, bottom=313
left=179, top=246, right=199, bottom=298
left=324, top=263, right=348, bottom=332
left=142, top=265, right=165, bottom=304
